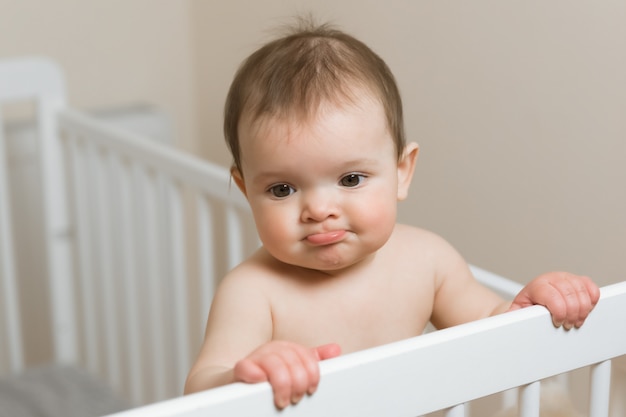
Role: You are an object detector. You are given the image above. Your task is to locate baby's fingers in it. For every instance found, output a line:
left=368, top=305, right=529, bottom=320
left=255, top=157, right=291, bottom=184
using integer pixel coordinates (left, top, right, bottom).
left=233, top=341, right=336, bottom=409
left=553, top=279, right=584, bottom=329
left=280, top=348, right=319, bottom=405
left=262, top=352, right=298, bottom=409
left=313, top=343, right=342, bottom=361
left=569, top=276, right=600, bottom=328
left=261, top=346, right=321, bottom=409
left=546, top=273, right=598, bottom=329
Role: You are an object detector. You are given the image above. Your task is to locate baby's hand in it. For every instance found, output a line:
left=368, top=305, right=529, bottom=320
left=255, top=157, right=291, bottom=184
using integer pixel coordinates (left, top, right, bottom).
left=233, top=341, right=341, bottom=409
left=509, top=272, right=600, bottom=329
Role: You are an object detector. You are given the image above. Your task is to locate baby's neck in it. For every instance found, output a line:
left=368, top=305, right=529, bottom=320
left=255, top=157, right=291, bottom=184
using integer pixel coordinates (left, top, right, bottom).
left=265, top=248, right=380, bottom=283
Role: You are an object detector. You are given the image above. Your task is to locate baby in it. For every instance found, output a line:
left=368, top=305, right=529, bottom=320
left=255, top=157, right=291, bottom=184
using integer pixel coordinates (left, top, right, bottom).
left=185, top=20, right=599, bottom=409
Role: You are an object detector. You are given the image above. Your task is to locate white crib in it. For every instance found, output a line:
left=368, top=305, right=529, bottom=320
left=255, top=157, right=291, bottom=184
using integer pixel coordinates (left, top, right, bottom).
left=1, top=57, right=625, bottom=417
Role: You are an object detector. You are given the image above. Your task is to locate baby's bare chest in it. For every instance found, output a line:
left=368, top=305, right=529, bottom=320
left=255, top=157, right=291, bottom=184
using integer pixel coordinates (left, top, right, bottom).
left=269, top=271, right=435, bottom=353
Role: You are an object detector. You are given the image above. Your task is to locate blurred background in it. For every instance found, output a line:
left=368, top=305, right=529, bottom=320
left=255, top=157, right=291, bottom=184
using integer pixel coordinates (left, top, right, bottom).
left=2, top=2, right=625, bottom=414
left=1, top=0, right=624, bottom=287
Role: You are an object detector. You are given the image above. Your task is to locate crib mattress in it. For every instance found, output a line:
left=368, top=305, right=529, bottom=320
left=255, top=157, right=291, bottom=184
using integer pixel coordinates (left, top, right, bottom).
left=0, top=364, right=127, bottom=417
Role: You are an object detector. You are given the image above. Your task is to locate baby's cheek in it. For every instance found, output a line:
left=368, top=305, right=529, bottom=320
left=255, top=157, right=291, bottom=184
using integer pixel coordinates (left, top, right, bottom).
left=364, top=190, right=396, bottom=219
left=353, top=198, right=396, bottom=236
left=256, top=218, right=287, bottom=247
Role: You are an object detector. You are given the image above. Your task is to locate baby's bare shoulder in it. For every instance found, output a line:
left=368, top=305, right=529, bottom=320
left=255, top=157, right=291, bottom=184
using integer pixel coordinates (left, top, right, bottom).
left=220, top=249, right=280, bottom=286
left=391, top=224, right=457, bottom=252
left=387, top=224, right=467, bottom=274
left=217, top=247, right=304, bottom=299
left=208, top=249, right=286, bottom=324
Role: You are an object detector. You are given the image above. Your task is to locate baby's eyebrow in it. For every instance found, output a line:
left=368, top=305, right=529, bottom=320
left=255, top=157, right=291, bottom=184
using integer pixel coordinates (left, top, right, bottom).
left=337, top=158, right=382, bottom=170
left=250, top=171, right=289, bottom=187
left=248, top=157, right=383, bottom=186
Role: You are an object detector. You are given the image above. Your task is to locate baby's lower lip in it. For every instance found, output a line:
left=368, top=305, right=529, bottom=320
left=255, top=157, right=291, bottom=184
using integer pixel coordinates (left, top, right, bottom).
left=305, top=230, right=347, bottom=245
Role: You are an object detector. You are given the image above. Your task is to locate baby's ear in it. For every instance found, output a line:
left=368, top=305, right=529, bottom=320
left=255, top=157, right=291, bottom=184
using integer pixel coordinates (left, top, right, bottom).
left=231, top=166, right=247, bottom=197
left=397, top=142, right=419, bottom=201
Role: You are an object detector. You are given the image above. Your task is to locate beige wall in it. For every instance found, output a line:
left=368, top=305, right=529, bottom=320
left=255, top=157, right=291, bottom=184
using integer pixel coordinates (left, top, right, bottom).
left=0, top=0, right=198, bottom=153
left=195, top=1, right=626, bottom=286
left=2, top=0, right=624, bottom=288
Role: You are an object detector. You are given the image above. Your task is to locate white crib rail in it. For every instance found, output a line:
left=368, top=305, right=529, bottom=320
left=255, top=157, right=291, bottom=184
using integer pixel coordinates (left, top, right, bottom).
left=56, top=109, right=254, bottom=405
left=107, top=280, right=626, bottom=417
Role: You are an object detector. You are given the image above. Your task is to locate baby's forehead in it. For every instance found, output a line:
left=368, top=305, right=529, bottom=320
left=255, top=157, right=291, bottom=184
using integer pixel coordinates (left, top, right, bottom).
left=240, top=91, right=385, bottom=137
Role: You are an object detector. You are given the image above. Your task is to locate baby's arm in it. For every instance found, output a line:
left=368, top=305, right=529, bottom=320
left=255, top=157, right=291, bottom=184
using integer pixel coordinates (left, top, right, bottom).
left=186, top=340, right=339, bottom=409
left=427, top=234, right=599, bottom=329
left=184, top=272, right=268, bottom=395
left=506, top=272, right=600, bottom=329
left=184, top=267, right=340, bottom=409
left=429, top=235, right=510, bottom=329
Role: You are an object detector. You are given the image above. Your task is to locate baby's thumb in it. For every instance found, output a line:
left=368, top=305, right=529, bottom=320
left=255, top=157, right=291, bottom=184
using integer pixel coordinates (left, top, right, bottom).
left=233, top=358, right=268, bottom=383
left=313, top=343, right=341, bottom=361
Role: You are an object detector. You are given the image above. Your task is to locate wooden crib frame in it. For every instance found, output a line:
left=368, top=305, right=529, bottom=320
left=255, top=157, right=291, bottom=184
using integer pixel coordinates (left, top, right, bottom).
left=1, top=57, right=625, bottom=417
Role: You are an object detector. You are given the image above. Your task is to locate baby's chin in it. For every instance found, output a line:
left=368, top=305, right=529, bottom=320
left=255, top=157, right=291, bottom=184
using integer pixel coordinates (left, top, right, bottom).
left=276, top=251, right=377, bottom=276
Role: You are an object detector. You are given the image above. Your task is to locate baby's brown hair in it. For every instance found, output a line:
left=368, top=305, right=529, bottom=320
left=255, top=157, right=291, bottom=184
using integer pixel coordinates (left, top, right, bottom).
left=224, top=18, right=406, bottom=172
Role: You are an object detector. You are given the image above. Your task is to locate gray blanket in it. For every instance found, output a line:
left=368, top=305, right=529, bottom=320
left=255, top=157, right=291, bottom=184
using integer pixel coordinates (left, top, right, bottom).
left=0, top=365, right=127, bottom=417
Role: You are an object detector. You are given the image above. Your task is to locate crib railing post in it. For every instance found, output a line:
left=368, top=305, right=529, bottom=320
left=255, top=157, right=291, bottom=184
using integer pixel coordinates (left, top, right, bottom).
left=115, top=155, right=143, bottom=405
left=196, top=193, right=215, bottom=338
left=92, top=145, right=122, bottom=389
left=518, top=381, right=541, bottom=417
left=35, top=63, right=80, bottom=366
left=589, top=360, right=611, bottom=417
left=225, top=206, right=245, bottom=270
left=165, top=178, right=191, bottom=394
left=0, top=57, right=79, bottom=368
left=444, top=403, right=466, bottom=417
left=0, top=107, right=24, bottom=373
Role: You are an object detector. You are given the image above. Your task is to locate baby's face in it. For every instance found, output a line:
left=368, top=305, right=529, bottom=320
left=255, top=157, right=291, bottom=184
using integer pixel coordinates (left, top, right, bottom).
left=234, top=96, right=403, bottom=273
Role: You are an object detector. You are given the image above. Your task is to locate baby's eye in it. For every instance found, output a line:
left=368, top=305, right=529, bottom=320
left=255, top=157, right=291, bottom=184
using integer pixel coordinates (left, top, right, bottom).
left=340, top=173, right=366, bottom=188
left=268, top=184, right=295, bottom=198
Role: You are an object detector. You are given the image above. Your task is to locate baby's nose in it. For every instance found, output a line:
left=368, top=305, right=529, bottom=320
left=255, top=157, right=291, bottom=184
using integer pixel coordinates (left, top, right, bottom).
left=300, top=189, right=340, bottom=222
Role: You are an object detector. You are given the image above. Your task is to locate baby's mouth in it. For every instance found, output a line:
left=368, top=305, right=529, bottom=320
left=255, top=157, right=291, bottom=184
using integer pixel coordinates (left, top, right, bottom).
left=305, top=230, right=347, bottom=246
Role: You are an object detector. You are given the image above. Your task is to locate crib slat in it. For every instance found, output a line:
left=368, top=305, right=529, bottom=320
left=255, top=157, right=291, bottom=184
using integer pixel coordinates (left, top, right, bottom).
left=196, top=193, right=215, bottom=339
left=589, top=360, right=611, bottom=417
left=518, top=381, right=540, bottom=417
left=225, top=206, right=244, bottom=270
left=131, top=161, right=153, bottom=403
left=142, top=168, right=167, bottom=402
left=444, top=403, right=466, bottom=417
left=68, top=135, right=99, bottom=375
left=93, top=146, right=122, bottom=390
left=166, top=179, right=191, bottom=394
left=0, top=109, right=24, bottom=373
left=116, top=157, right=144, bottom=406
left=501, top=388, right=517, bottom=409
left=38, top=95, right=78, bottom=365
